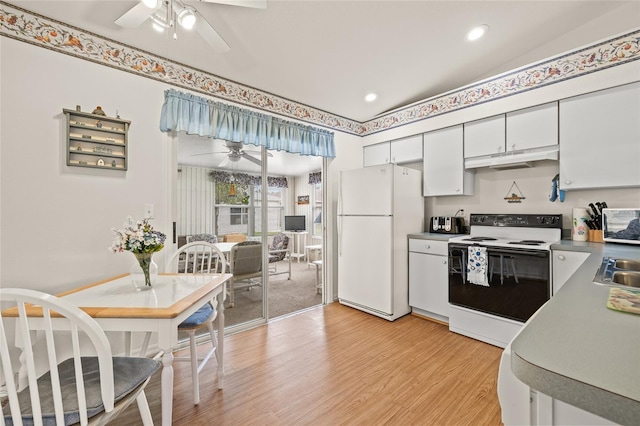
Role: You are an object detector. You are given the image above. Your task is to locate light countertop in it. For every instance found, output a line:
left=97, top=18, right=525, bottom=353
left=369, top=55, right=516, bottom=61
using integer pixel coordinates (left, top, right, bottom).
left=407, top=232, right=465, bottom=241
left=512, top=240, right=640, bottom=424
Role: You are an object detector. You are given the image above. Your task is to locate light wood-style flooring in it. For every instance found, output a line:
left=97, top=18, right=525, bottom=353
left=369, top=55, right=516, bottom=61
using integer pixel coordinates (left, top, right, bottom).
left=118, top=302, right=503, bottom=425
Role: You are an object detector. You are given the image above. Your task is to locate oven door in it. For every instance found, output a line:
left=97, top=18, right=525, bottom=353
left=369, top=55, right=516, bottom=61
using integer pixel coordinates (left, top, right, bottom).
left=448, top=243, right=551, bottom=322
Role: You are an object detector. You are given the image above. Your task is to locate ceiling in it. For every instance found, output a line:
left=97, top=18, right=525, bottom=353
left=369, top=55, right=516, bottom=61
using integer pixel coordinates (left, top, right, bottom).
left=9, top=0, right=640, bottom=175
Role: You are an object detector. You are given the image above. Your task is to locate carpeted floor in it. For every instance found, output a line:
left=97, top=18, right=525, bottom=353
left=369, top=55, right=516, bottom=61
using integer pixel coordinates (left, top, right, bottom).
left=224, top=259, right=323, bottom=326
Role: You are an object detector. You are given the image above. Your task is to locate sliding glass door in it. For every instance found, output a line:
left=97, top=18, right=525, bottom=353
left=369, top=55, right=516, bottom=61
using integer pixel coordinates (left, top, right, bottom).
left=176, top=134, right=323, bottom=331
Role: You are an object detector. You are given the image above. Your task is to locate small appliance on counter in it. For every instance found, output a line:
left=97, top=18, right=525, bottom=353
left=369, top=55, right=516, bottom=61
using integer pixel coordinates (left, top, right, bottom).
left=429, top=216, right=464, bottom=234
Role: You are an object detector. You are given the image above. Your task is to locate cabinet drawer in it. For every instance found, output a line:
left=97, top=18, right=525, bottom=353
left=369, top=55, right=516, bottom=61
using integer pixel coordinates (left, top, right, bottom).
left=409, top=239, right=448, bottom=255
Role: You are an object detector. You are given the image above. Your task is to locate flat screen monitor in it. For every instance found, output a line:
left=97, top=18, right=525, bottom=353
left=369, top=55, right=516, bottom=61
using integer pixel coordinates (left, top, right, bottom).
left=284, top=215, right=306, bottom=232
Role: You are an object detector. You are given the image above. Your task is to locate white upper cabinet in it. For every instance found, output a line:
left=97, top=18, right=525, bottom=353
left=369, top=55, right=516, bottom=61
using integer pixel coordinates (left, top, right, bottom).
left=363, top=142, right=390, bottom=167
left=506, top=102, right=558, bottom=151
left=463, top=114, right=506, bottom=158
left=559, top=82, right=640, bottom=190
left=390, top=134, right=423, bottom=164
left=423, top=125, right=474, bottom=196
left=363, top=134, right=423, bottom=167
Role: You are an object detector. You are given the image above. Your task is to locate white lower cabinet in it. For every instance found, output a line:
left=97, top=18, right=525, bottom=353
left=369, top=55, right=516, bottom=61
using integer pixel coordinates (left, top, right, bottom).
left=552, top=250, right=590, bottom=294
left=409, top=239, right=449, bottom=321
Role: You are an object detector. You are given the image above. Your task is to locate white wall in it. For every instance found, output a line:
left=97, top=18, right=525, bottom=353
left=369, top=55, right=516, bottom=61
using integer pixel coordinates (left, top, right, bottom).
left=0, top=38, right=173, bottom=293
left=325, top=132, right=363, bottom=300
left=425, top=161, right=640, bottom=234
left=0, top=35, right=360, bottom=301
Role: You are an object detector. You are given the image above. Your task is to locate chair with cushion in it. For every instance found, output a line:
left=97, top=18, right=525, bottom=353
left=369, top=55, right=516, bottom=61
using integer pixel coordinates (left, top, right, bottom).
left=162, top=242, right=227, bottom=405
left=228, top=241, right=263, bottom=307
left=268, top=233, right=291, bottom=280
left=0, top=288, right=160, bottom=426
left=171, top=240, right=224, bottom=274
left=187, top=233, right=218, bottom=244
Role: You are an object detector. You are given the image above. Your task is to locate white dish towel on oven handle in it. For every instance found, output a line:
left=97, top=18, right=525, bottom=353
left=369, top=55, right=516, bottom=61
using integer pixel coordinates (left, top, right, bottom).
left=467, top=246, right=489, bottom=286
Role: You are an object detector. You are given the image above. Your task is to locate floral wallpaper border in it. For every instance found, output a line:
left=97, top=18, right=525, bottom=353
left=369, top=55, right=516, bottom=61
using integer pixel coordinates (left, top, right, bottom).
left=1, top=1, right=639, bottom=137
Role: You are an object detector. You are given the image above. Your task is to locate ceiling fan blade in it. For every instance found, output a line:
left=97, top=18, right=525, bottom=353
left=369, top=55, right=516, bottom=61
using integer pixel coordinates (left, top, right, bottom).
left=191, top=151, right=228, bottom=156
left=241, top=152, right=262, bottom=166
left=115, top=2, right=155, bottom=28
left=194, top=12, right=231, bottom=53
left=218, top=157, right=231, bottom=167
left=197, top=0, right=267, bottom=9
left=244, top=149, right=273, bottom=157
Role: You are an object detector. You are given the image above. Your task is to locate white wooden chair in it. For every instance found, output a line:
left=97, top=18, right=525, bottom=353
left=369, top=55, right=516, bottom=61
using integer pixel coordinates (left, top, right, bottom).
left=0, top=288, right=159, bottom=426
left=163, top=241, right=227, bottom=405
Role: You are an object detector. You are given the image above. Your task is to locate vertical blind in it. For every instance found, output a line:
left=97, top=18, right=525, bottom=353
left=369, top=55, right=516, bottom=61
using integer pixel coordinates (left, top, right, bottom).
left=160, top=89, right=335, bottom=158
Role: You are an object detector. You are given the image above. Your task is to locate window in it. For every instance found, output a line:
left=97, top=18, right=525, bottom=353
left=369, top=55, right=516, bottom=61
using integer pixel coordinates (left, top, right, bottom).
left=254, top=186, right=285, bottom=234
left=230, top=207, right=248, bottom=225
left=215, top=182, right=251, bottom=235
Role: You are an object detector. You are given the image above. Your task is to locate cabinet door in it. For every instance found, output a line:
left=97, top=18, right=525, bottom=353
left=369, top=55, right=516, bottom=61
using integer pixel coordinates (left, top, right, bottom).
left=506, top=102, right=558, bottom=151
left=559, top=82, right=640, bottom=190
left=363, top=142, right=390, bottom=167
left=409, top=251, right=449, bottom=319
left=391, top=134, right=423, bottom=164
left=552, top=250, right=590, bottom=294
left=464, top=114, right=506, bottom=158
left=423, top=125, right=474, bottom=196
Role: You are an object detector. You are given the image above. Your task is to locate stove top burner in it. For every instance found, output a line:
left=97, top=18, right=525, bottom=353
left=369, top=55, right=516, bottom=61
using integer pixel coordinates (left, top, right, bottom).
left=508, top=240, right=547, bottom=246
left=463, top=237, right=498, bottom=242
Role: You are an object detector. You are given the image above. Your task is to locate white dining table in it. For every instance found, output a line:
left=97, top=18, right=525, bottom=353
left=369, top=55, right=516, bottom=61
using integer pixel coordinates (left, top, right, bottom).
left=9, top=273, right=232, bottom=426
left=213, top=241, right=238, bottom=255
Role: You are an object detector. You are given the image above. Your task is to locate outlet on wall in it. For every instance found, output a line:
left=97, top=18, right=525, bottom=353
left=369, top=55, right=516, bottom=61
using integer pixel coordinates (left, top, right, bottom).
left=144, top=204, right=154, bottom=218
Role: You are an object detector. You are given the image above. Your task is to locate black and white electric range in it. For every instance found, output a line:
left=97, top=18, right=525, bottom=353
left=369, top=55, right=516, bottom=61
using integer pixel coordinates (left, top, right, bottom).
left=447, top=213, right=562, bottom=347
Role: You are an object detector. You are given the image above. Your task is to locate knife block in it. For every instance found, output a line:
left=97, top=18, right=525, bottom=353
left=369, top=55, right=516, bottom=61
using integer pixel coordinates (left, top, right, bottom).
left=589, top=230, right=604, bottom=243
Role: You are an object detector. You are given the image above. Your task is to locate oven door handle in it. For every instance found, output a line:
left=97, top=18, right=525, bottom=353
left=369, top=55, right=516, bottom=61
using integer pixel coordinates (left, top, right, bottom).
left=449, top=244, right=549, bottom=258
left=485, top=247, right=549, bottom=258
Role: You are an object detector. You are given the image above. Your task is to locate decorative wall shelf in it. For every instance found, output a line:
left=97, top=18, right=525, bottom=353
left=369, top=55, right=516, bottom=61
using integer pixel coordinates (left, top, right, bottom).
left=64, top=108, right=130, bottom=170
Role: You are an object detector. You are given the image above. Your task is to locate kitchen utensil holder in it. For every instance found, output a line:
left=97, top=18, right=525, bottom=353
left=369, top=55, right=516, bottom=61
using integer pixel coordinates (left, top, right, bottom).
left=589, top=230, right=604, bottom=243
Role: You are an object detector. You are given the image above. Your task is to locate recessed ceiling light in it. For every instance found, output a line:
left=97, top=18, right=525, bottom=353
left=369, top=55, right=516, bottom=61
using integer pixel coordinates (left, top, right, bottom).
left=364, top=93, right=378, bottom=102
left=467, top=24, right=489, bottom=41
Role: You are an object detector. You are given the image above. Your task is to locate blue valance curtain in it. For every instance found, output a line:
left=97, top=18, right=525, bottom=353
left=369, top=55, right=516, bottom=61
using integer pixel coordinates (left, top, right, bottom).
left=160, top=89, right=335, bottom=158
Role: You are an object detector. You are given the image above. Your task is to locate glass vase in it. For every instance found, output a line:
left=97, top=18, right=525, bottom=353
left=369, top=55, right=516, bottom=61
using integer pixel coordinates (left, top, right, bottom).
left=130, top=252, right=158, bottom=291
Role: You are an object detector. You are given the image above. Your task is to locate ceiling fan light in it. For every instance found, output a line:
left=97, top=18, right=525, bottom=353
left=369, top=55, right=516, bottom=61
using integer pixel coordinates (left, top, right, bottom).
left=178, top=8, right=196, bottom=30
left=142, top=0, right=161, bottom=9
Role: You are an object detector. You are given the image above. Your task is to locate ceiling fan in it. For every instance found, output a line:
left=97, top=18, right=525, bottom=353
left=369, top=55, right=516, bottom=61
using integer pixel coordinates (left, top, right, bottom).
left=191, top=141, right=272, bottom=167
left=115, top=0, right=267, bottom=52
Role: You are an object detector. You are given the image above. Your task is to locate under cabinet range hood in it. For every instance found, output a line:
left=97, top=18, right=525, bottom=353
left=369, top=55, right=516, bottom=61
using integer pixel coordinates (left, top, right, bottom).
left=465, top=145, right=559, bottom=170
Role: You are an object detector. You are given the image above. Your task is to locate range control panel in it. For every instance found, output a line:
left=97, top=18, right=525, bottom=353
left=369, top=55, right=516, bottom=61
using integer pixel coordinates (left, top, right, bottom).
left=469, top=214, right=563, bottom=228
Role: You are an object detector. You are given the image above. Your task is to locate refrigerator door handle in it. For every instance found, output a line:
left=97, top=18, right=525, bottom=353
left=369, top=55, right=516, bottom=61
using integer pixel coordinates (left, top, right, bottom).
left=337, top=174, right=343, bottom=217
left=338, top=174, right=342, bottom=256
left=338, top=215, right=342, bottom=256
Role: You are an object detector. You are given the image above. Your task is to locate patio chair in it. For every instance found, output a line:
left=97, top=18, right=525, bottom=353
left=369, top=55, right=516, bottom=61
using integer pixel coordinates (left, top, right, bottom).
left=268, top=233, right=291, bottom=280
left=187, top=233, right=218, bottom=244
left=228, top=241, right=262, bottom=307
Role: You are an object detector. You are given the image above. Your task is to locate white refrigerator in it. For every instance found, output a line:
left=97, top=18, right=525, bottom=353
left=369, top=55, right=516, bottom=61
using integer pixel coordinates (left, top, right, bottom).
left=338, top=164, right=424, bottom=321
